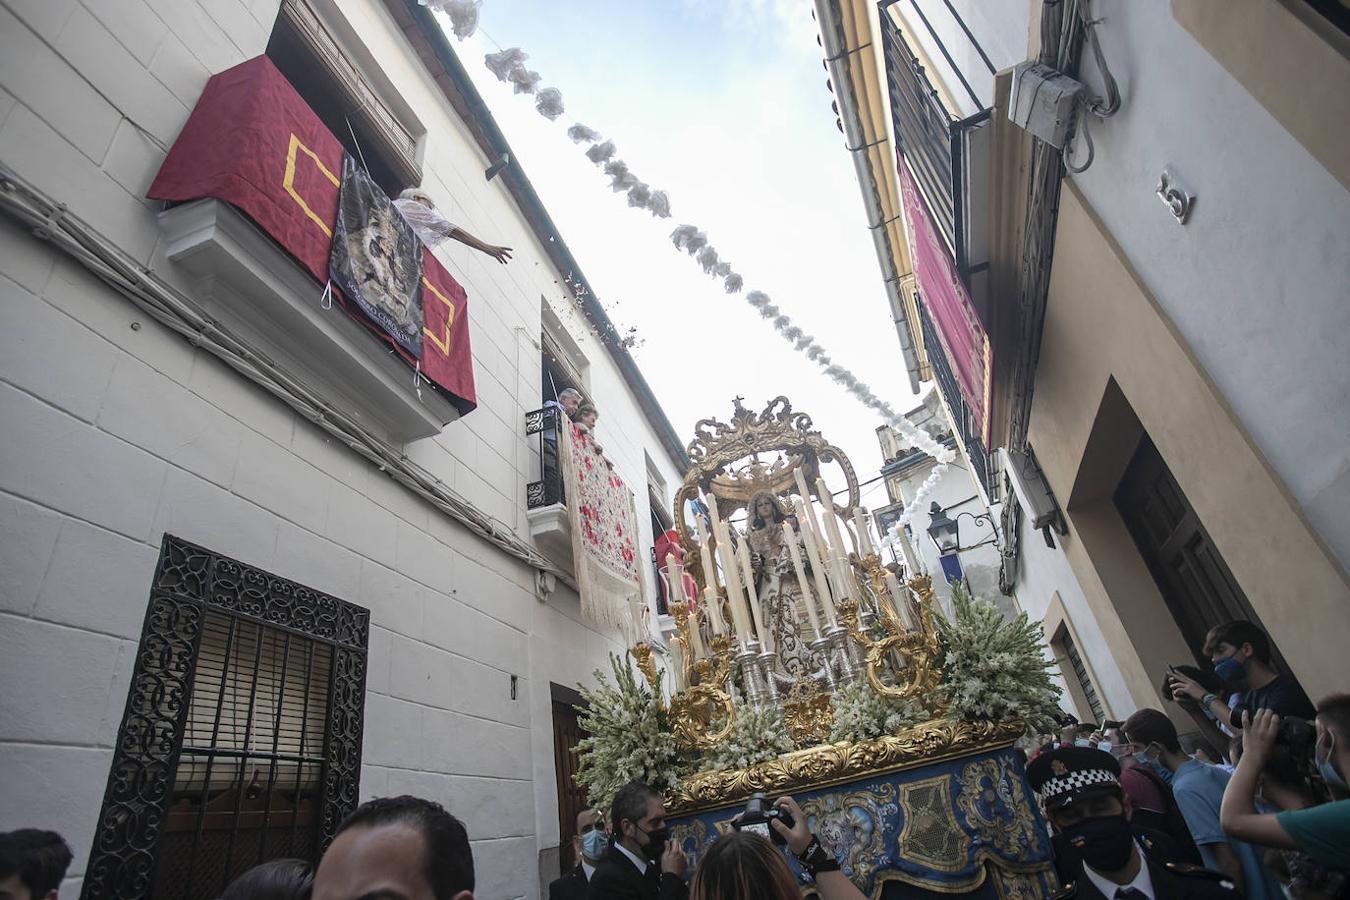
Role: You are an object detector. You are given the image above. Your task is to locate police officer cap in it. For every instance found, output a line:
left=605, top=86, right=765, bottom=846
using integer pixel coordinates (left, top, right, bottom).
left=1026, top=745, right=1122, bottom=811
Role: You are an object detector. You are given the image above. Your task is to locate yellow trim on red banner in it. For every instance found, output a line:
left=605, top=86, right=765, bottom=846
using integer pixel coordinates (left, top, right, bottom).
left=421, top=276, right=455, bottom=355
left=283, top=133, right=339, bottom=238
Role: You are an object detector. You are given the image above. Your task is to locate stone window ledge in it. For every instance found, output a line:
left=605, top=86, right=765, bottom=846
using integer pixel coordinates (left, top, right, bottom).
left=159, top=199, right=459, bottom=442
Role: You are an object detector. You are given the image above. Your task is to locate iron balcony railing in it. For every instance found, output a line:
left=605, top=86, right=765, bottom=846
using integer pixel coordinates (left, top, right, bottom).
left=881, top=1, right=994, bottom=277
left=524, top=405, right=565, bottom=509
left=917, top=295, right=991, bottom=498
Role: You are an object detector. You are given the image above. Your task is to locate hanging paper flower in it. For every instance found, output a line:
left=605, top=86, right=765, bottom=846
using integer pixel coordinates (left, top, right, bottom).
left=420, top=0, right=481, bottom=39
left=535, top=87, right=565, bottom=120
left=645, top=190, right=672, bottom=218
left=484, top=48, right=528, bottom=82
left=567, top=123, right=601, bottom=143
left=508, top=66, right=541, bottom=94
left=585, top=140, right=617, bottom=164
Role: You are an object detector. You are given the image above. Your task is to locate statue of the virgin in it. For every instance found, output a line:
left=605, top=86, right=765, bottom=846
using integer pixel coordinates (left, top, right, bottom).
left=744, top=490, right=828, bottom=687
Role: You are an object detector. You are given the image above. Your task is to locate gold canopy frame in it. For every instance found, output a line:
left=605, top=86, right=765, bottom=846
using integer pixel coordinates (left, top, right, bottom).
left=671, top=396, right=864, bottom=586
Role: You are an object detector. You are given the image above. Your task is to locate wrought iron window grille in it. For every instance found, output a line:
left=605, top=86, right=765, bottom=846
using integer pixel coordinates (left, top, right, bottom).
left=83, top=535, right=369, bottom=900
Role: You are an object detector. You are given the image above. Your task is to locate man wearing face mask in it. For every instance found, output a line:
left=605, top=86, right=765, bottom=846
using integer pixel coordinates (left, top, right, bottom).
left=1029, top=745, right=1242, bottom=898
left=589, top=780, right=687, bottom=900
left=1124, top=709, right=1284, bottom=899
left=551, top=809, right=607, bottom=900
left=1221, top=698, right=1350, bottom=873
left=1169, top=621, right=1314, bottom=733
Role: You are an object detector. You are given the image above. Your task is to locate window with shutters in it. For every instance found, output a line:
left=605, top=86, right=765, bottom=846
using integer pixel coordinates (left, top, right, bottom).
left=84, top=536, right=369, bottom=900
left=1052, top=622, right=1106, bottom=726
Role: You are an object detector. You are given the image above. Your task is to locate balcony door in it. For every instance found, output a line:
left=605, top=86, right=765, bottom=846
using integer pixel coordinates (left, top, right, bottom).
left=1113, top=436, right=1280, bottom=670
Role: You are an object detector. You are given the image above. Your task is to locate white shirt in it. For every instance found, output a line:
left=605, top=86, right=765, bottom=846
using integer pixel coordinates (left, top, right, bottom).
left=1082, top=842, right=1155, bottom=899
left=615, top=841, right=648, bottom=875
left=582, top=861, right=596, bottom=881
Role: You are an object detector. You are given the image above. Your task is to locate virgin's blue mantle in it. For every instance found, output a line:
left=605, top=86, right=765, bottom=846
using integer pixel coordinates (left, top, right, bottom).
left=668, top=746, right=1056, bottom=898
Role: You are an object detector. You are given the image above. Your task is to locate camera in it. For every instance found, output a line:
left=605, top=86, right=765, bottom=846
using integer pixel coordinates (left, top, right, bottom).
left=731, top=792, right=794, bottom=846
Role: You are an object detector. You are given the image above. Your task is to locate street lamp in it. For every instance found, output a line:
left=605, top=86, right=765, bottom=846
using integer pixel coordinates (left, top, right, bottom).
left=925, top=501, right=997, bottom=555
left=926, top=502, right=960, bottom=555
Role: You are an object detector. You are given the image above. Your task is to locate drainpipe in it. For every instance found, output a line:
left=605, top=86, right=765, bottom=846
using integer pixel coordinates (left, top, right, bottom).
left=813, top=0, right=922, bottom=393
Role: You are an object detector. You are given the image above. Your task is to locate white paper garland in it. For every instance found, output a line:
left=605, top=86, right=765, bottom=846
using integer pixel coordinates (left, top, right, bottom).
left=425, top=11, right=954, bottom=523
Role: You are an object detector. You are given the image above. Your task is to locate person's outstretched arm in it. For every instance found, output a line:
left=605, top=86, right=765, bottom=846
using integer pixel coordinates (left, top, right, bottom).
left=448, top=226, right=513, bottom=264
left=772, top=797, right=867, bottom=900
left=1220, top=709, right=1298, bottom=849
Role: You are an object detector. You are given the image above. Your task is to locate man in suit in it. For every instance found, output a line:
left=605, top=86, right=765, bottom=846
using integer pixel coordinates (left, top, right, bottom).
left=1028, top=745, right=1244, bottom=898
left=588, top=781, right=687, bottom=900
left=550, top=808, right=605, bottom=900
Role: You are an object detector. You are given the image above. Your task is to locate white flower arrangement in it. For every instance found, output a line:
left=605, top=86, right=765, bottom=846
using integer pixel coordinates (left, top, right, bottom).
left=934, top=582, right=1062, bottom=733
left=828, top=678, right=922, bottom=743
left=706, top=698, right=794, bottom=772
left=575, top=654, right=685, bottom=815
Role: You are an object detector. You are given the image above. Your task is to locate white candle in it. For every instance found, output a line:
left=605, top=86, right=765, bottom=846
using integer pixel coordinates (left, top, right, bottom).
left=687, top=602, right=707, bottom=657
left=784, top=522, right=822, bottom=640
left=694, top=509, right=719, bottom=597
left=665, top=554, right=685, bottom=607
left=793, top=468, right=814, bottom=512
left=793, top=497, right=838, bottom=628
left=714, top=521, right=751, bottom=641
left=853, top=508, right=873, bottom=556
left=702, top=581, right=726, bottom=636
left=738, top=540, right=770, bottom=653
left=628, top=597, right=646, bottom=646
left=884, top=570, right=916, bottom=631
left=670, top=639, right=687, bottom=692
left=816, top=477, right=847, bottom=559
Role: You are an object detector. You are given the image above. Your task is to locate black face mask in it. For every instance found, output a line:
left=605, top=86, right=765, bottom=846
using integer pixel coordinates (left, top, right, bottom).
left=1057, top=815, right=1135, bottom=873
left=637, top=825, right=669, bottom=861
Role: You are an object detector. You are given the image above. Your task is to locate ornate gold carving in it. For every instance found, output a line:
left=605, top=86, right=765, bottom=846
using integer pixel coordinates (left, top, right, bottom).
left=665, top=717, right=1023, bottom=815
left=836, top=574, right=944, bottom=711
left=782, top=680, right=834, bottom=748
left=630, top=641, right=659, bottom=696
left=957, top=758, right=1043, bottom=858
left=668, top=633, right=737, bottom=751
left=671, top=397, right=862, bottom=581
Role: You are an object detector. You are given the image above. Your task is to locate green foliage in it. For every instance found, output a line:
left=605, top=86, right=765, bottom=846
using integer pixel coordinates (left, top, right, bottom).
left=575, top=654, right=684, bottom=815
left=828, top=678, right=922, bottom=743
left=706, top=697, right=794, bottom=771
left=933, top=582, right=1062, bottom=733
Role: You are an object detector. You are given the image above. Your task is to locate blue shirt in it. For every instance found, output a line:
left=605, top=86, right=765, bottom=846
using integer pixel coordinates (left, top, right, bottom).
left=1172, top=759, right=1284, bottom=900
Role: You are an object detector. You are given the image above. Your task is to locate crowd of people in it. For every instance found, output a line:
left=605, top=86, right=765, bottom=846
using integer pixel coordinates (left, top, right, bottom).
left=4, top=621, right=1345, bottom=900
left=1028, top=619, right=1349, bottom=899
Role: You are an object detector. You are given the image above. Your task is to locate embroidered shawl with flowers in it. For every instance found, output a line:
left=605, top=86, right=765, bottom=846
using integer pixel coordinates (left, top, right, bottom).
left=560, top=420, right=646, bottom=630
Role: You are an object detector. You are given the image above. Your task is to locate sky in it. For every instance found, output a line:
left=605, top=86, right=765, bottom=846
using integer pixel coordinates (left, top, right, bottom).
left=449, top=0, right=925, bottom=509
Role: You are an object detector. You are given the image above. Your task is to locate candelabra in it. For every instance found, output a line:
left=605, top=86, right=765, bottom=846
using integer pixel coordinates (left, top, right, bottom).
left=836, top=574, right=944, bottom=713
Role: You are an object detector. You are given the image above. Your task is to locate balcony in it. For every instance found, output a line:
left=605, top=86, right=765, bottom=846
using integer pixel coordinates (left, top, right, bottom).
left=881, top=1, right=995, bottom=282
left=918, top=296, right=991, bottom=498
left=524, top=405, right=572, bottom=568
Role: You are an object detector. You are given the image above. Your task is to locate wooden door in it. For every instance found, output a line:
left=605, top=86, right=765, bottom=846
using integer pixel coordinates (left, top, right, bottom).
left=1113, top=436, right=1283, bottom=670
left=551, top=689, right=589, bottom=876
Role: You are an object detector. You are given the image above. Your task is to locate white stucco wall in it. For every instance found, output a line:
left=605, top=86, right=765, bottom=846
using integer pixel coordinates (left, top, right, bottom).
left=0, top=1, right=683, bottom=897
left=1064, top=0, right=1350, bottom=574
left=890, top=456, right=1005, bottom=615
left=901, top=0, right=1350, bottom=578
left=1009, top=503, right=1136, bottom=722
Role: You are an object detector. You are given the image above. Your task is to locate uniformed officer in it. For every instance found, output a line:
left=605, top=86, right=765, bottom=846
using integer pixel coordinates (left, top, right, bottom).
left=1027, top=744, right=1244, bottom=899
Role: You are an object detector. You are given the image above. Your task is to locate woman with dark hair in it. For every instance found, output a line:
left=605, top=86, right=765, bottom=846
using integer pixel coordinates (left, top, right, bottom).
left=220, top=858, right=314, bottom=900
left=690, top=796, right=865, bottom=900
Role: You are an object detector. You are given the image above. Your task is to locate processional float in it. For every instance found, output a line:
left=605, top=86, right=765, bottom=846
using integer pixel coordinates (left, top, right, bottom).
left=625, top=398, right=1056, bottom=898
